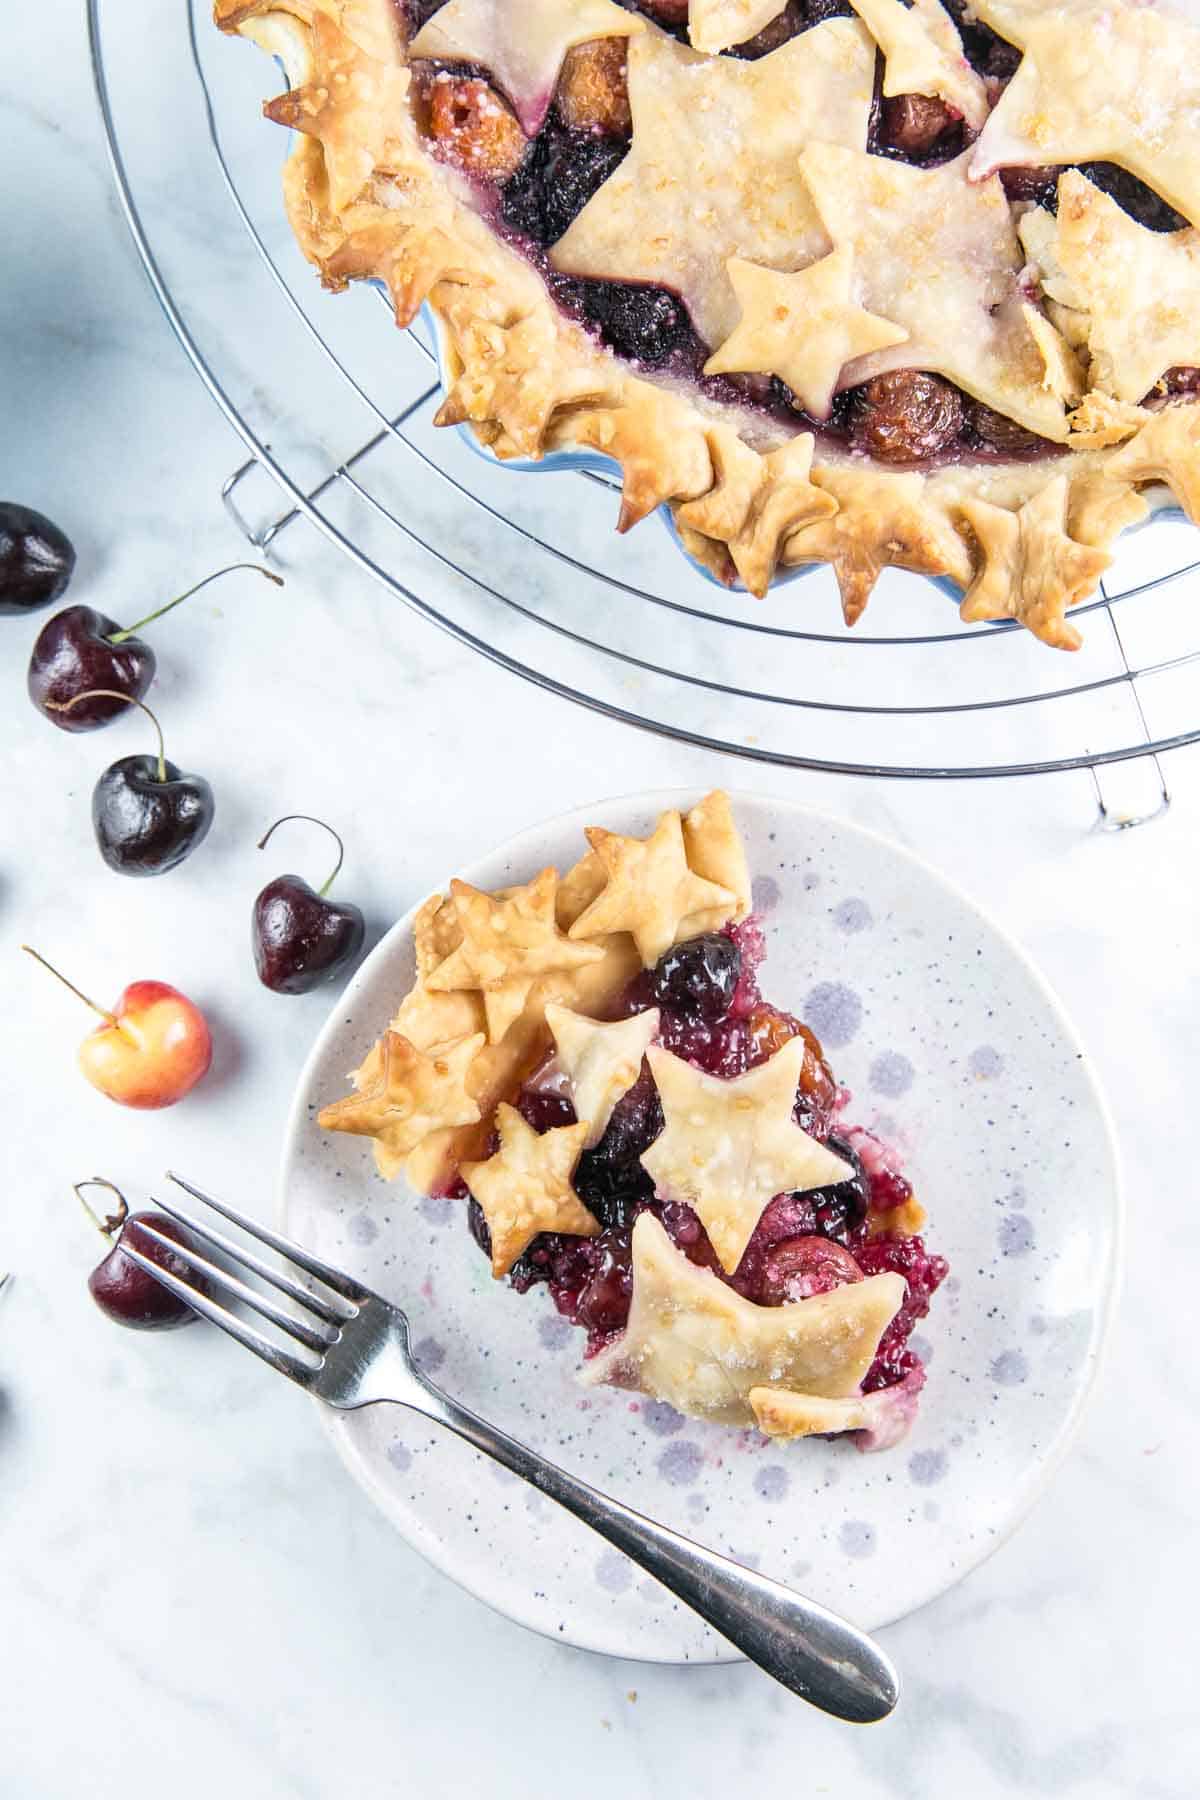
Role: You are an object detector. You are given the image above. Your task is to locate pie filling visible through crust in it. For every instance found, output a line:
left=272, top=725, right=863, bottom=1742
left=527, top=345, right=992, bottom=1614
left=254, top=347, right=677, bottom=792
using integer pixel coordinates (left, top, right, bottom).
left=217, top=0, right=1200, bottom=649
left=316, top=793, right=947, bottom=1450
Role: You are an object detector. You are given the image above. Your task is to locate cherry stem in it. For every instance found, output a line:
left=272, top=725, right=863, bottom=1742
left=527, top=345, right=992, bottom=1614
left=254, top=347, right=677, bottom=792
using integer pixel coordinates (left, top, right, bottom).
left=47, top=689, right=168, bottom=783
left=257, top=813, right=346, bottom=898
left=21, top=946, right=118, bottom=1026
left=107, top=562, right=284, bottom=644
left=74, top=1178, right=129, bottom=1241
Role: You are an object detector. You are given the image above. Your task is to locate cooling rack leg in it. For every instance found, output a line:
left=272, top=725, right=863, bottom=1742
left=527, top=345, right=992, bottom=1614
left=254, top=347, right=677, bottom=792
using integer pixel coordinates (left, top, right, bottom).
left=1089, top=757, right=1172, bottom=832
left=220, top=456, right=275, bottom=551
left=220, top=411, right=429, bottom=553
left=1087, top=595, right=1174, bottom=829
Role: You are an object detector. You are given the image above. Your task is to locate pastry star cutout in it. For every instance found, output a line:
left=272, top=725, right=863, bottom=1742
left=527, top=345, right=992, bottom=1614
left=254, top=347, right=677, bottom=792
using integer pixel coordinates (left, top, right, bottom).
left=846, top=0, right=988, bottom=130
left=688, top=0, right=788, bottom=55
left=583, top=1214, right=906, bottom=1425
left=783, top=465, right=975, bottom=625
left=568, top=810, right=738, bottom=967
left=1107, top=406, right=1200, bottom=524
left=427, top=868, right=605, bottom=1043
left=640, top=1039, right=853, bottom=1275
left=969, top=3, right=1200, bottom=229
left=960, top=0, right=1097, bottom=40
left=749, top=1387, right=876, bottom=1439
left=797, top=145, right=1070, bottom=440
left=674, top=429, right=838, bottom=596
left=409, top=0, right=643, bottom=137
left=958, top=476, right=1111, bottom=650
left=461, top=1103, right=597, bottom=1277
left=1040, top=170, right=1200, bottom=405
left=555, top=790, right=749, bottom=937
left=317, top=1029, right=484, bottom=1158
left=680, top=790, right=751, bottom=929
left=545, top=1004, right=660, bottom=1147
left=749, top=1381, right=920, bottom=1449
left=551, top=21, right=876, bottom=348
left=704, top=250, right=908, bottom=421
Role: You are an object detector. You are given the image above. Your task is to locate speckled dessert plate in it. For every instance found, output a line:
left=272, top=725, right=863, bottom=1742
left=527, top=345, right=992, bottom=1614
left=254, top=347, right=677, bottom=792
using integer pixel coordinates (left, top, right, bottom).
left=278, top=792, right=1121, bottom=1664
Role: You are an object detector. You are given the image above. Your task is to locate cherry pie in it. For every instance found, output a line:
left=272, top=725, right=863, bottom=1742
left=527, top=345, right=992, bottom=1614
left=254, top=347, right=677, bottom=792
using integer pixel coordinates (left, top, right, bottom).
left=317, top=793, right=946, bottom=1450
left=217, top=0, right=1200, bottom=649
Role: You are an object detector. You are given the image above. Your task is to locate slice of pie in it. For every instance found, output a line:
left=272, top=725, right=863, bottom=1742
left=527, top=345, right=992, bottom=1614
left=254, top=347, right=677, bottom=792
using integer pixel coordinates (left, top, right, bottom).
left=318, top=793, right=947, bottom=1450
left=217, top=0, right=1200, bottom=648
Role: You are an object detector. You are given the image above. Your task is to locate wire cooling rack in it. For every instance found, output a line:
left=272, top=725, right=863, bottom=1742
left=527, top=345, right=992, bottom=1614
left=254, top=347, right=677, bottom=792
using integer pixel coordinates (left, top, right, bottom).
left=89, top=0, right=1200, bottom=816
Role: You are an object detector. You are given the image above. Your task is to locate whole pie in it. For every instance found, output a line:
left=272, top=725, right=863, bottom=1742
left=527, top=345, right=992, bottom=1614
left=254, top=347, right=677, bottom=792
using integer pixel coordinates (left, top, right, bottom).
left=217, top=0, right=1200, bottom=650
left=316, top=793, right=947, bottom=1450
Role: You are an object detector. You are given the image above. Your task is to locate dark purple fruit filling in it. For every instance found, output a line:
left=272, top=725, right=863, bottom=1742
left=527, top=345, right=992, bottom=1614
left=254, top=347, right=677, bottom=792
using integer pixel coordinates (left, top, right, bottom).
left=803, top=1135, right=872, bottom=1244
left=515, top=1088, right=579, bottom=1134
left=501, top=119, right=629, bottom=246
left=620, top=0, right=689, bottom=32
left=726, top=1, right=807, bottom=59
left=1077, top=162, right=1187, bottom=234
left=553, top=275, right=693, bottom=367
left=460, top=917, right=946, bottom=1401
left=617, top=0, right=845, bottom=46
left=800, top=0, right=854, bottom=24
left=855, top=1233, right=949, bottom=1390
left=998, top=165, right=1062, bottom=207
left=1000, top=160, right=1186, bottom=233
left=648, top=930, right=742, bottom=1020
left=574, top=1070, right=662, bottom=1230
left=404, top=0, right=450, bottom=32
left=936, top=0, right=1018, bottom=80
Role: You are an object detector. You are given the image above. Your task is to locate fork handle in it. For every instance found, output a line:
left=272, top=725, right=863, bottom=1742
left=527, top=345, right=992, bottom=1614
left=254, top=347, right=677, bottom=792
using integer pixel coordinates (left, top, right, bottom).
left=402, top=1383, right=898, bottom=1722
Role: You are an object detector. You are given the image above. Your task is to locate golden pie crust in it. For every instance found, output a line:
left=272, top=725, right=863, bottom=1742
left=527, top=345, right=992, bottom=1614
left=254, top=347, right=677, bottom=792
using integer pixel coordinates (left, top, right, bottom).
left=215, top=0, right=1200, bottom=648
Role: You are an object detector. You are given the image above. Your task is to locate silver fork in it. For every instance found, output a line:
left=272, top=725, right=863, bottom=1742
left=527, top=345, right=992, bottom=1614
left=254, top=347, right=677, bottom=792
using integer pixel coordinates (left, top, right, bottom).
left=124, top=1172, right=899, bottom=1722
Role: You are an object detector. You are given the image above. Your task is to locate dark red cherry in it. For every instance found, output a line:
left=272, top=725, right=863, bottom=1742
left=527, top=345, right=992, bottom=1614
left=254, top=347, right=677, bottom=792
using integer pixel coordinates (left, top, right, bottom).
left=65, top=691, right=215, bottom=876
left=76, top=1179, right=207, bottom=1330
left=253, top=815, right=366, bottom=993
left=28, top=605, right=154, bottom=731
left=758, top=1235, right=863, bottom=1305
left=28, top=564, right=281, bottom=732
left=879, top=93, right=958, bottom=159
left=94, top=756, right=214, bottom=876
left=849, top=371, right=964, bottom=463
left=638, top=0, right=688, bottom=19
left=0, top=502, right=76, bottom=614
left=575, top=1235, right=633, bottom=1334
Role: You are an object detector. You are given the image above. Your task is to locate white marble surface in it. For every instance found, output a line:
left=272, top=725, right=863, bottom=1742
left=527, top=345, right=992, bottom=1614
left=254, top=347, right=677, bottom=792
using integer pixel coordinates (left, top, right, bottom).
left=2, top=5, right=1199, bottom=1795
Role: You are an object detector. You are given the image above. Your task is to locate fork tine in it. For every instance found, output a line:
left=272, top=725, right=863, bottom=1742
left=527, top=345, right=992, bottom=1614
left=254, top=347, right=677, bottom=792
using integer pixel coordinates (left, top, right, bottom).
left=150, top=1192, right=356, bottom=1326
left=119, top=1243, right=318, bottom=1388
left=133, top=1221, right=336, bottom=1356
left=167, top=1171, right=369, bottom=1302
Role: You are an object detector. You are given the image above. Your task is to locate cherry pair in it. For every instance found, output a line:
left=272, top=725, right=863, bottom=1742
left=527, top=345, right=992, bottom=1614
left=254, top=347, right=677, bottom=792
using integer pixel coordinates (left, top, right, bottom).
left=29, top=561, right=283, bottom=879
